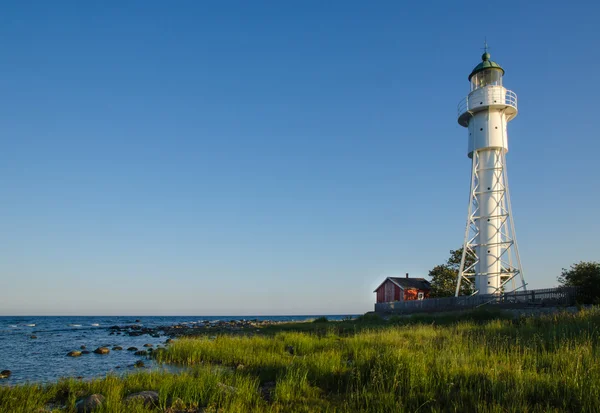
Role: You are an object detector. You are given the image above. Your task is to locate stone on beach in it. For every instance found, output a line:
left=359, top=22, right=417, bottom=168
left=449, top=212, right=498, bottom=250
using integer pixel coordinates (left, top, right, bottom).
left=134, top=350, right=148, bottom=356
left=0, top=370, right=11, bottom=379
left=112, top=346, right=123, bottom=351
left=93, top=347, right=110, bottom=355
left=124, top=390, right=159, bottom=406
left=75, top=394, right=105, bottom=413
left=67, top=351, right=82, bottom=357
left=127, top=347, right=138, bottom=351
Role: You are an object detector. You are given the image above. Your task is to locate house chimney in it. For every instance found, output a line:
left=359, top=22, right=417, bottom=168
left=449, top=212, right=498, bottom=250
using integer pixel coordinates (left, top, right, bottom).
left=406, top=273, right=409, bottom=278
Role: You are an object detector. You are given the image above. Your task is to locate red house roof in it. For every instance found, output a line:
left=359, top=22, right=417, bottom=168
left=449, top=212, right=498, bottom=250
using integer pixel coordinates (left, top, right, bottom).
left=373, top=277, right=431, bottom=293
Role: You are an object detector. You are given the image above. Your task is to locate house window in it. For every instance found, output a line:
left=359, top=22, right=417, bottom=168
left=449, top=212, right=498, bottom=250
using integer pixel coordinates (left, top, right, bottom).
left=417, top=292, right=424, bottom=300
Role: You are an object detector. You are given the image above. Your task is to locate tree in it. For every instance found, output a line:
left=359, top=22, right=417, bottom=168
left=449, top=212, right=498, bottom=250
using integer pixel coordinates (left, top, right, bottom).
left=428, top=248, right=475, bottom=297
left=557, top=261, right=600, bottom=304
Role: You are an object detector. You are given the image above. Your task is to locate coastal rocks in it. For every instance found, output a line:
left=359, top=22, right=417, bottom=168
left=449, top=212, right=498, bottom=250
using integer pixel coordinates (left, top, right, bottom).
left=82, top=351, right=91, bottom=355
left=134, top=360, right=145, bottom=368
left=143, top=343, right=153, bottom=347
left=93, top=347, right=110, bottom=355
left=217, top=382, right=236, bottom=394
left=75, top=394, right=105, bottom=413
left=124, top=391, right=159, bottom=407
left=30, top=335, right=38, bottom=339
left=0, top=370, right=11, bottom=379
left=127, top=347, right=138, bottom=351
left=165, top=338, right=174, bottom=344
left=80, top=345, right=86, bottom=349
left=152, top=348, right=166, bottom=357
left=134, top=350, right=148, bottom=356
left=260, top=381, right=276, bottom=402
left=67, top=351, right=82, bottom=357
left=112, top=346, right=123, bottom=351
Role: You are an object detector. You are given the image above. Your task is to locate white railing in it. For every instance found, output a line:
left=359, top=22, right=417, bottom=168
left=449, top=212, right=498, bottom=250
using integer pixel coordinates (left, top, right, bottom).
left=457, top=89, right=517, bottom=118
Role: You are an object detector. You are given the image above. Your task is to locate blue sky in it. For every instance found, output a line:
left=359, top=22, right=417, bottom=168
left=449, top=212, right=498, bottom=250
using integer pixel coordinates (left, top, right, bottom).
left=0, top=1, right=598, bottom=315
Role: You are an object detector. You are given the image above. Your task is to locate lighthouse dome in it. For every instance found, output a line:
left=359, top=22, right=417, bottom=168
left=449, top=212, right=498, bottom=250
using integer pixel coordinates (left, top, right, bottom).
left=468, top=52, right=505, bottom=81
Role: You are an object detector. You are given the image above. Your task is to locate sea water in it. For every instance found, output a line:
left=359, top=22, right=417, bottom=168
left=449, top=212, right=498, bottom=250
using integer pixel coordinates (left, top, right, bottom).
left=0, top=315, right=352, bottom=384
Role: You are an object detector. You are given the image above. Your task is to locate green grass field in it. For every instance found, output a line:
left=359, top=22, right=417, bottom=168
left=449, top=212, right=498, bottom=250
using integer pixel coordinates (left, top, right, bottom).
left=1, top=308, right=599, bottom=412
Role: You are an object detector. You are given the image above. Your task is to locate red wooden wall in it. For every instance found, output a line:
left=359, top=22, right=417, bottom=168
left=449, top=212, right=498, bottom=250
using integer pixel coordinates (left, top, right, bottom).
left=376, top=281, right=431, bottom=303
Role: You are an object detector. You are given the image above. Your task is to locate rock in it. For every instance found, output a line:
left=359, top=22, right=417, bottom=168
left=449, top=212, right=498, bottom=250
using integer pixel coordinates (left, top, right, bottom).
left=124, top=391, right=158, bottom=407
left=286, top=345, right=295, bottom=355
left=260, top=381, right=276, bottom=402
left=127, top=347, right=138, bottom=351
left=75, top=394, right=105, bottom=413
left=165, top=339, right=174, bottom=344
left=135, top=319, right=141, bottom=323
left=143, top=343, right=153, bottom=348
left=80, top=345, right=86, bottom=349
left=112, top=346, right=123, bottom=351
left=134, top=360, right=145, bottom=368
left=30, top=335, right=37, bottom=339
left=81, top=351, right=91, bottom=355
left=217, top=382, right=236, bottom=394
left=166, top=397, right=186, bottom=410
left=134, top=350, right=148, bottom=356
left=67, top=351, right=82, bottom=357
left=0, top=370, right=12, bottom=379
left=152, top=348, right=166, bottom=357
left=93, top=347, right=110, bottom=355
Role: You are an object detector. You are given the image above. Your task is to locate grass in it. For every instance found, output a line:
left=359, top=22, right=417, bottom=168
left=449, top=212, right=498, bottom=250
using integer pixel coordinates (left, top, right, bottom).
left=2, top=307, right=600, bottom=412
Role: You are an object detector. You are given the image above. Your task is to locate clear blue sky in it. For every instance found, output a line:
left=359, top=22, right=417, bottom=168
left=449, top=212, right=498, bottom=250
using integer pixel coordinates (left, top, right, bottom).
left=0, top=1, right=598, bottom=315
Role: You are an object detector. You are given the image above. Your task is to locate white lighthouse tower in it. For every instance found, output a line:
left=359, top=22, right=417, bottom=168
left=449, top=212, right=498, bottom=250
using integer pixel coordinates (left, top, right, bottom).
left=455, top=47, right=527, bottom=296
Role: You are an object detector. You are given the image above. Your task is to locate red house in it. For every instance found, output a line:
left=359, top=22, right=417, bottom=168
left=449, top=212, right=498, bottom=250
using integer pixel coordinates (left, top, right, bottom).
left=374, top=274, right=431, bottom=303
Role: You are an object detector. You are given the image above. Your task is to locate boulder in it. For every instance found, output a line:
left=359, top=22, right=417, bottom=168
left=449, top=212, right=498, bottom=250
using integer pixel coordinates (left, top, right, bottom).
left=67, top=351, right=82, bottom=357
left=75, top=394, right=105, bottom=413
left=165, top=338, right=174, bottom=344
left=93, top=347, right=110, bottom=355
left=127, top=347, right=138, bottom=351
left=112, top=346, right=123, bottom=351
left=143, top=343, right=153, bottom=348
left=80, top=345, right=86, bottom=349
left=30, top=335, right=37, bottom=339
left=0, top=370, right=11, bottom=379
left=134, top=350, right=148, bottom=356
left=134, top=360, right=145, bottom=368
left=124, top=391, right=158, bottom=407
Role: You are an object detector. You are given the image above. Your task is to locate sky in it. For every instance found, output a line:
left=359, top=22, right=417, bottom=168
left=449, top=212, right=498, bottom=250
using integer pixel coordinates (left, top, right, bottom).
left=0, top=1, right=598, bottom=316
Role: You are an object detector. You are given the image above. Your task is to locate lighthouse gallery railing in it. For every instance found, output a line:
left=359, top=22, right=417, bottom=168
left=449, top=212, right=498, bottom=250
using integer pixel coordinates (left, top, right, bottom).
left=457, top=89, right=518, bottom=118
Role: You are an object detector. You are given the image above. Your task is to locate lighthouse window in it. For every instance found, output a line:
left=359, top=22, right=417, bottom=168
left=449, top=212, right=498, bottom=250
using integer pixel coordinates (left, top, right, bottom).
left=471, top=69, right=503, bottom=91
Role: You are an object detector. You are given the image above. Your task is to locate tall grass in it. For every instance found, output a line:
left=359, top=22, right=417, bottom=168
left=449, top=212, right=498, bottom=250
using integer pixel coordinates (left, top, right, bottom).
left=2, top=308, right=600, bottom=412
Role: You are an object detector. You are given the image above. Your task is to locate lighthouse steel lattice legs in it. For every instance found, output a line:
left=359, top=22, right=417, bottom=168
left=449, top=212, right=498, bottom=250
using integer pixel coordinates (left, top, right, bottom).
left=455, top=148, right=526, bottom=296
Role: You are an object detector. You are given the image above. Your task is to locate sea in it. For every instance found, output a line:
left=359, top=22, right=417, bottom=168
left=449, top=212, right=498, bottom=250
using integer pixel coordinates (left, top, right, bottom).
left=0, top=315, right=353, bottom=385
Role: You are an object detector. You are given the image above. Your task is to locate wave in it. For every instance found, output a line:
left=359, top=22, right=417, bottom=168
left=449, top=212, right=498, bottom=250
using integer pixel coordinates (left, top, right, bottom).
left=25, top=324, right=36, bottom=327
left=91, top=323, right=100, bottom=327
left=68, top=324, right=82, bottom=327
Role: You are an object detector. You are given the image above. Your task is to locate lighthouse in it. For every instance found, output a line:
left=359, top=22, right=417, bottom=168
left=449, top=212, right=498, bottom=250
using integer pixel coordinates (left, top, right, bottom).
left=455, top=47, right=527, bottom=296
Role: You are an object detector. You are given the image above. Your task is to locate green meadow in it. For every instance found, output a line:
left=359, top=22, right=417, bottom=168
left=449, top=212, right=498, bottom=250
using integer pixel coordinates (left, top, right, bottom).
left=1, top=308, right=599, bottom=412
